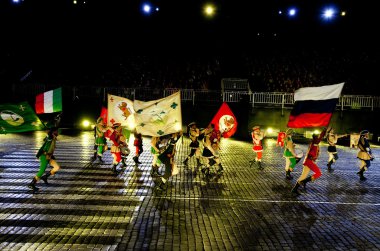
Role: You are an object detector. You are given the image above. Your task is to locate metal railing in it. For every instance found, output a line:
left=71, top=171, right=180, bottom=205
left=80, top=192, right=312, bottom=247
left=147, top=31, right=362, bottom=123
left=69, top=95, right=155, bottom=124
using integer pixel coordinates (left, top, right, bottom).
left=16, top=84, right=380, bottom=111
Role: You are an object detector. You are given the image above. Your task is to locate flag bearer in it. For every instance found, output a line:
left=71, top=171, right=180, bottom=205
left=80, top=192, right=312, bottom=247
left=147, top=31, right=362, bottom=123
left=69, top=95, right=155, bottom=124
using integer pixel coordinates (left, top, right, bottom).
left=28, top=127, right=60, bottom=192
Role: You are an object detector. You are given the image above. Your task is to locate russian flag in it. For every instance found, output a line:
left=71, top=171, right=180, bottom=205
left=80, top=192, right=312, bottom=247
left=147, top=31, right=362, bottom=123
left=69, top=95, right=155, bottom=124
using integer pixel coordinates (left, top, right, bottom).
left=287, top=83, right=344, bottom=128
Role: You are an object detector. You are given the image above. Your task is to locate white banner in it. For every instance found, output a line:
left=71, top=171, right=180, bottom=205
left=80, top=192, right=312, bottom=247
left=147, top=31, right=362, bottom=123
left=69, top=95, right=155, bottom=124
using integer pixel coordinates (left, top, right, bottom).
left=134, top=91, right=182, bottom=137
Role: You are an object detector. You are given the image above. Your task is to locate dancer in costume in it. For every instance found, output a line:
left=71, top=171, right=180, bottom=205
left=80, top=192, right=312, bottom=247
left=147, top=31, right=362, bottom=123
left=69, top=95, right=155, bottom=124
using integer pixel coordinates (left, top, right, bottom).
left=183, top=122, right=202, bottom=168
left=92, top=117, right=108, bottom=162
left=249, top=125, right=266, bottom=170
left=283, top=128, right=298, bottom=180
left=133, top=132, right=143, bottom=165
left=28, top=127, right=60, bottom=192
left=150, top=136, right=163, bottom=177
left=326, top=127, right=348, bottom=171
left=291, top=128, right=327, bottom=195
left=108, top=123, right=127, bottom=174
left=356, top=130, right=374, bottom=181
left=155, top=131, right=182, bottom=191
left=201, top=125, right=223, bottom=178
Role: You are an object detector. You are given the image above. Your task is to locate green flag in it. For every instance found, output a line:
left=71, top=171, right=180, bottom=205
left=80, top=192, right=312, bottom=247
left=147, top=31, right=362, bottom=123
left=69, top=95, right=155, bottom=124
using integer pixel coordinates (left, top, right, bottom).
left=0, top=102, right=45, bottom=134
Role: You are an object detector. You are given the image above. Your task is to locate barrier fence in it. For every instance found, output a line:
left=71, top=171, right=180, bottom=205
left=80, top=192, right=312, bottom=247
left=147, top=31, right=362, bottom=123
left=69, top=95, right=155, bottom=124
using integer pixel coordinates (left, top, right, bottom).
left=16, top=84, right=380, bottom=111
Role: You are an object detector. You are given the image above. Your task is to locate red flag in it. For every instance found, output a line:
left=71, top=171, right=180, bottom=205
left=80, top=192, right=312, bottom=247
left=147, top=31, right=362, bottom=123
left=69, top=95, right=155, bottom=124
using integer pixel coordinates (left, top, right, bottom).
left=210, top=102, right=237, bottom=138
left=100, top=106, right=107, bottom=124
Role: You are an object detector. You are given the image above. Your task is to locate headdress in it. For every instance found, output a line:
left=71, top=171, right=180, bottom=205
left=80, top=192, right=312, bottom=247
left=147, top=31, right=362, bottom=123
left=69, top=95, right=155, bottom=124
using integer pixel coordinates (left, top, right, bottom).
left=252, top=126, right=260, bottom=131
left=360, top=130, right=369, bottom=135
left=112, top=122, right=121, bottom=129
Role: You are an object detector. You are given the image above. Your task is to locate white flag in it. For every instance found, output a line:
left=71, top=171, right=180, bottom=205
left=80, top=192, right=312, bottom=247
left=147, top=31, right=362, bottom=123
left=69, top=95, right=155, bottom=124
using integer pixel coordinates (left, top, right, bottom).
left=107, top=94, right=135, bottom=129
left=134, top=91, right=182, bottom=137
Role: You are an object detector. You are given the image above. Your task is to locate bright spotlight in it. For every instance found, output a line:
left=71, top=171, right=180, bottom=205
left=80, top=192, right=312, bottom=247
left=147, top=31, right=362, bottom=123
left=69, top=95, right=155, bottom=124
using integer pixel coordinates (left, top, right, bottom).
left=82, top=120, right=90, bottom=128
left=321, top=6, right=338, bottom=21
left=203, top=4, right=216, bottom=17
left=12, top=0, right=20, bottom=3
left=142, top=3, right=152, bottom=14
left=288, top=8, right=297, bottom=17
left=267, top=128, right=273, bottom=134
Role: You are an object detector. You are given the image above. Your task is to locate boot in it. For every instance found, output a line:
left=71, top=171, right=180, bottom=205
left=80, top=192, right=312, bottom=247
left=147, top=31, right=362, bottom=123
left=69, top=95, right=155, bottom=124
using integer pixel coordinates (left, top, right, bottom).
left=112, top=164, right=119, bottom=174
left=299, top=176, right=312, bottom=189
left=327, top=160, right=333, bottom=171
left=217, top=164, right=224, bottom=175
left=133, top=156, right=141, bottom=164
left=286, top=170, right=293, bottom=180
left=121, top=158, right=127, bottom=168
left=291, top=182, right=301, bottom=195
left=257, top=161, right=263, bottom=170
left=91, top=151, right=97, bottom=161
left=357, top=168, right=366, bottom=181
left=41, top=171, right=51, bottom=184
left=150, top=166, right=160, bottom=177
left=155, top=177, right=167, bottom=191
left=28, top=177, right=39, bottom=192
left=98, top=155, right=104, bottom=163
left=183, top=157, right=189, bottom=166
left=196, top=158, right=201, bottom=168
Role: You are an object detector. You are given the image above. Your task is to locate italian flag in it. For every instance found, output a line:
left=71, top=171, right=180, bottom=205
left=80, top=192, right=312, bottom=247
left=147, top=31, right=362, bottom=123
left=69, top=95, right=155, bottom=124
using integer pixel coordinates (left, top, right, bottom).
left=35, top=88, right=63, bottom=114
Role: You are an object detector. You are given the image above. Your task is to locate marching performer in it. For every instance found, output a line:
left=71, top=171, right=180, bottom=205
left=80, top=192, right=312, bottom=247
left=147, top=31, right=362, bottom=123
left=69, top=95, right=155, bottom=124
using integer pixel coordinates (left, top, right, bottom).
left=249, top=126, right=265, bottom=170
left=28, top=127, right=61, bottom=192
left=283, top=128, right=298, bottom=180
left=291, top=127, right=327, bottom=195
left=357, top=130, right=374, bottom=181
left=108, top=123, right=127, bottom=174
left=155, top=131, right=182, bottom=191
left=183, top=122, right=202, bottom=168
left=93, top=117, right=108, bottom=162
left=326, top=127, right=348, bottom=171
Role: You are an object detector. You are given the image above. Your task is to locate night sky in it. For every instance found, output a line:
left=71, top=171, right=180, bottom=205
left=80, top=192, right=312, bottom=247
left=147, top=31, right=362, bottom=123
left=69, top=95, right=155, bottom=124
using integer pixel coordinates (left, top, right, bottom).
left=0, top=0, right=378, bottom=86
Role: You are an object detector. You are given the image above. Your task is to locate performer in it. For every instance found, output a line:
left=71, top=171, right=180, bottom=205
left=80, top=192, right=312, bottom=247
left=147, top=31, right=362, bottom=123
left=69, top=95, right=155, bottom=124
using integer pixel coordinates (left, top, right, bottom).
left=183, top=122, right=202, bottom=168
left=283, top=128, right=298, bottom=180
left=156, top=131, right=182, bottom=191
left=291, top=128, right=327, bottom=195
left=108, top=123, right=127, bottom=174
left=249, top=126, right=265, bottom=170
left=201, top=126, right=223, bottom=178
left=133, top=132, right=143, bottom=165
left=326, top=127, right=348, bottom=171
left=28, top=127, right=60, bottom=192
left=357, top=130, right=374, bottom=181
left=150, top=136, right=163, bottom=177
left=92, top=117, right=108, bottom=162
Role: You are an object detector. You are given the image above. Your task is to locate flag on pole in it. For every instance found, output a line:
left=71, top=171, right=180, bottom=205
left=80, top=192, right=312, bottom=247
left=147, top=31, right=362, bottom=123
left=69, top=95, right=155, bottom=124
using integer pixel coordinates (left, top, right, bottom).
left=35, top=87, right=62, bottom=114
left=134, top=91, right=182, bottom=137
left=100, top=106, right=108, bottom=124
left=287, top=83, right=345, bottom=128
left=0, top=102, right=45, bottom=134
left=210, top=102, right=238, bottom=138
left=107, top=94, right=135, bottom=129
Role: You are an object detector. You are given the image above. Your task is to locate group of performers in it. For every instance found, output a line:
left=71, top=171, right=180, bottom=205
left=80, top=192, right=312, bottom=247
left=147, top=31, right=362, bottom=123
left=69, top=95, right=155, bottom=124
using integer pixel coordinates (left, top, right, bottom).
left=28, top=117, right=375, bottom=194
left=249, top=125, right=375, bottom=196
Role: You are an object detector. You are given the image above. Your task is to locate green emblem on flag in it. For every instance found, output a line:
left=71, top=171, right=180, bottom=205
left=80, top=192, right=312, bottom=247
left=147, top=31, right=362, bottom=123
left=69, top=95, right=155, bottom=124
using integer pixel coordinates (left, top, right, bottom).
left=171, top=102, right=178, bottom=109
left=0, top=102, right=45, bottom=134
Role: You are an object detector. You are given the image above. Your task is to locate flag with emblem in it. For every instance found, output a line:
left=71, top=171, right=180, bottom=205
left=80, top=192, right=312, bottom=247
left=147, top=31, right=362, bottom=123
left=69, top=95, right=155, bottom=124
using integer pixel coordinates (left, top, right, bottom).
left=107, top=94, right=135, bottom=129
left=134, top=91, right=182, bottom=137
left=210, top=102, right=238, bottom=138
left=35, top=87, right=62, bottom=114
left=0, top=102, right=45, bottom=134
left=287, top=83, right=344, bottom=128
